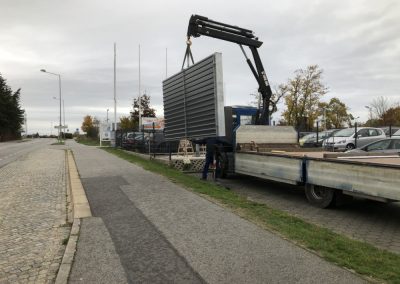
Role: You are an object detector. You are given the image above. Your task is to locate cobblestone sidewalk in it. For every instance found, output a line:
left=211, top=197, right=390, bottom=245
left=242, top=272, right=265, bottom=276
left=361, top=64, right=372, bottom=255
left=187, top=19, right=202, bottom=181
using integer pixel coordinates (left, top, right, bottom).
left=0, top=148, right=69, bottom=284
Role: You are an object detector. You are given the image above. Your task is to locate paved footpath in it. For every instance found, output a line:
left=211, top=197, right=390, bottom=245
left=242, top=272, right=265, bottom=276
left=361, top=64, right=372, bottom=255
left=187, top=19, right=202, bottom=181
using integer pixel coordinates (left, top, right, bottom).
left=68, top=141, right=366, bottom=284
left=218, top=176, right=400, bottom=254
left=0, top=146, right=69, bottom=283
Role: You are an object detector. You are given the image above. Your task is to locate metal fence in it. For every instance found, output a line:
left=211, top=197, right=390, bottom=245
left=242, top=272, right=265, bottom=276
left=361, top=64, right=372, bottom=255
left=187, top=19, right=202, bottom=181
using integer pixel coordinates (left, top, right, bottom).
left=115, top=128, right=181, bottom=157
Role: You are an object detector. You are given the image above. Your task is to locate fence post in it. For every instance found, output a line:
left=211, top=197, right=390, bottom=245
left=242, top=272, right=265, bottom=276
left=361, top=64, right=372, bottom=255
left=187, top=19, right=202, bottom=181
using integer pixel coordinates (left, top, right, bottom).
left=354, top=122, right=358, bottom=148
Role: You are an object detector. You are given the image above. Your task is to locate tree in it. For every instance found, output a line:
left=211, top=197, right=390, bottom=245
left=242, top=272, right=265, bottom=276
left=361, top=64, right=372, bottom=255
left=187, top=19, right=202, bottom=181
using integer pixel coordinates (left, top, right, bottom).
left=366, top=96, right=399, bottom=126
left=130, top=93, right=156, bottom=130
left=81, top=115, right=98, bottom=138
left=119, top=116, right=136, bottom=130
left=281, top=65, right=328, bottom=130
left=249, top=84, right=286, bottom=121
left=0, top=73, right=24, bottom=141
left=380, top=105, right=400, bottom=126
left=370, top=96, right=390, bottom=125
left=324, top=97, right=352, bottom=129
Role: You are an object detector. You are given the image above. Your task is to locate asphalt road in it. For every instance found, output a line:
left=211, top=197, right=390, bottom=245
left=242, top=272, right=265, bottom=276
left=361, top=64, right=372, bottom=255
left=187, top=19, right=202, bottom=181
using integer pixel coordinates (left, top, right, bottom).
left=0, top=138, right=55, bottom=168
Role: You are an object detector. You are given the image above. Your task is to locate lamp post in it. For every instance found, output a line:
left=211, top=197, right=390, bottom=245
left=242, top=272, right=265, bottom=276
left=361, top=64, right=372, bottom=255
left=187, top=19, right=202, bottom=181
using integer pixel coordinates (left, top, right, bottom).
left=41, top=69, right=62, bottom=142
left=354, top=116, right=360, bottom=148
left=106, top=108, right=109, bottom=125
left=53, top=97, right=65, bottom=139
left=365, top=106, right=372, bottom=125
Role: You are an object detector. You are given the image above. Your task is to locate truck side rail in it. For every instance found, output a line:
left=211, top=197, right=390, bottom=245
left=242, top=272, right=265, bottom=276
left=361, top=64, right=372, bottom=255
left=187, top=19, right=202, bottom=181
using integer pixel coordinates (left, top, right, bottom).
left=305, top=156, right=400, bottom=201
left=235, top=151, right=304, bottom=185
left=235, top=150, right=400, bottom=203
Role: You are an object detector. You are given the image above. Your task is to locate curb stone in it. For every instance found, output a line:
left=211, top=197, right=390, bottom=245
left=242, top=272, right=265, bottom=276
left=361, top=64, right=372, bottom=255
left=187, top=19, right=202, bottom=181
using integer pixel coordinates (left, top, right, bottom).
left=55, top=150, right=91, bottom=284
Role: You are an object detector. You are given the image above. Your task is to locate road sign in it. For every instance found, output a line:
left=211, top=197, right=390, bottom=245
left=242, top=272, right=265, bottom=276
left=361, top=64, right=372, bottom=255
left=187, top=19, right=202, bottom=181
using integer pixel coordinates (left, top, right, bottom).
left=54, top=125, right=68, bottom=129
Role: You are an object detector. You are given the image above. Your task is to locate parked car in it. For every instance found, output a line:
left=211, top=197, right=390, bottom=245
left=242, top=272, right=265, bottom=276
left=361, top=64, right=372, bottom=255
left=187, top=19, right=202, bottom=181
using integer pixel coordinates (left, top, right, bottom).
left=379, top=126, right=400, bottom=137
left=122, top=132, right=147, bottom=149
left=347, top=138, right=400, bottom=154
left=323, top=127, right=386, bottom=151
left=298, top=132, right=314, bottom=139
left=299, top=129, right=339, bottom=147
left=392, top=129, right=400, bottom=136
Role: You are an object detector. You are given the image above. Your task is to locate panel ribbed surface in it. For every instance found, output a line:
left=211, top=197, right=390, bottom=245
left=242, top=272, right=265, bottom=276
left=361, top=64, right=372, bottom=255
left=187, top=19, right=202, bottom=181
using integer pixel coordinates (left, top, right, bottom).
left=163, top=53, right=223, bottom=141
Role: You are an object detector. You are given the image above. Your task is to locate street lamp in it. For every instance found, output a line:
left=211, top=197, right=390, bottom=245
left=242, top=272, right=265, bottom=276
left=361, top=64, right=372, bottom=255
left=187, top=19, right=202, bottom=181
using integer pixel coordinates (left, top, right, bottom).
left=106, top=108, right=109, bottom=125
left=41, top=69, right=62, bottom=142
left=365, top=106, right=372, bottom=124
left=53, top=97, right=65, bottom=139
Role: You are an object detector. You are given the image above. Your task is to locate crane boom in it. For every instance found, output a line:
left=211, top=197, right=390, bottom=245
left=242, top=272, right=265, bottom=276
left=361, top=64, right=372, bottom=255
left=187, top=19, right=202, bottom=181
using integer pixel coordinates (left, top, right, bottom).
left=187, top=14, right=273, bottom=125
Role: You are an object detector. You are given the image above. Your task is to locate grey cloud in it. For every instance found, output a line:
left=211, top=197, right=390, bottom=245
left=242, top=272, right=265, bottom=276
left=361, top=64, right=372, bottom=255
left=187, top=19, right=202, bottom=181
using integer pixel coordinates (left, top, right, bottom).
left=1, top=0, right=399, bottom=134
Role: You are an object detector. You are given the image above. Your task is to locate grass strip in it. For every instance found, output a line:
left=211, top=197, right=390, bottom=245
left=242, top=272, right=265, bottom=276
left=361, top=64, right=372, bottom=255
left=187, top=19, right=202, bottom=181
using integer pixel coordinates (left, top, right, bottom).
left=75, top=137, right=109, bottom=146
left=51, top=141, right=65, bottom=145
left=104, top=147, right=400, bottom=283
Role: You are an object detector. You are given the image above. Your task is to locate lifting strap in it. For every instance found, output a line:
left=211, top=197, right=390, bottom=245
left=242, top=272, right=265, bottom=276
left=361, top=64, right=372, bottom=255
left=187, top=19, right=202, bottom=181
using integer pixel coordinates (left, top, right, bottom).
left=181, top=38, right=195, bottom=70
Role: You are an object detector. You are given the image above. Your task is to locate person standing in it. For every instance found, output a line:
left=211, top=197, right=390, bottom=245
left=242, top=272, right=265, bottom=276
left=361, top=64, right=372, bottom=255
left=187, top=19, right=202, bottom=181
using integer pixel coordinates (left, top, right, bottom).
left=202, top=139, right=217, bottom=180
left=193, top=137, right=229, bottom=180
left=192, top=137, right=216, bottom=180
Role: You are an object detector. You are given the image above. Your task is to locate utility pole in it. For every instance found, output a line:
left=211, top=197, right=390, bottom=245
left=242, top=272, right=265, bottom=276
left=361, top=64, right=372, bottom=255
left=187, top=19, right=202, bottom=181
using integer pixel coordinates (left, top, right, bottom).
left=138, top=44, right=142, bottom=130
left=41, top=69, right=62, bottom=142
left=24, top=112, right=27, bottom=138
left=63, top=99, right=65, bottom=136
left=114, top=43, right=117, bottom=131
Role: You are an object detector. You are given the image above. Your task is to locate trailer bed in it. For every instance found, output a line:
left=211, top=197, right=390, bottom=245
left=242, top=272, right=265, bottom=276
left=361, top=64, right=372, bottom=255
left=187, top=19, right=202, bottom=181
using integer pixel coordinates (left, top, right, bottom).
left=235, top=150, right=400, bottom=203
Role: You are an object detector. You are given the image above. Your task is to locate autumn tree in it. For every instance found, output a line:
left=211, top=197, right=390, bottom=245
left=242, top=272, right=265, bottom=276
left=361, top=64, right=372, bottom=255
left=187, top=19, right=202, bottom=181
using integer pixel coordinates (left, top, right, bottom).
left=81, top=115, right=99, bottom=138
left=119, top=116, right=136, bottom=130
left=323, top=97, right=352, bottom=129
left=367, top=102, right=400, bottom=127
left=365, top=96, right=398, bottom=126
left=281, top=65, right=328, bottom=130
left=382, top=106, right=400, bottom=126
left=0, top=73, right=24, bottom=141
left=130, top=93, right=156, bottom=131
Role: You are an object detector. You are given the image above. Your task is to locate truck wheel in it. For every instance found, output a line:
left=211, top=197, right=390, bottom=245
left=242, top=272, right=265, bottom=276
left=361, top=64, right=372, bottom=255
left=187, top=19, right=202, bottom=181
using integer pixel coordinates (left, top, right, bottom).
left=345, top=143, right=355, bottom=150
left=305, top=184, right=335, bottom=208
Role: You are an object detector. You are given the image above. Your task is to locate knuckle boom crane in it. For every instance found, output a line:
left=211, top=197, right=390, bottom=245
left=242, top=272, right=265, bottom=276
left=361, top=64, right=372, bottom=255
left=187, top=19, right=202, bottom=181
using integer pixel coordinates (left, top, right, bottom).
left=187, top=14, right=273, bottom=125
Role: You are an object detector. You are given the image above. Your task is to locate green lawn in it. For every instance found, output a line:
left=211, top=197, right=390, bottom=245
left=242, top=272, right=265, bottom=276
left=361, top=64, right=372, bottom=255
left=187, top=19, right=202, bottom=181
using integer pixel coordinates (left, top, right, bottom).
left=104, top=147, right=400, bottom=283
left=75, top=137, right=111, bottom=146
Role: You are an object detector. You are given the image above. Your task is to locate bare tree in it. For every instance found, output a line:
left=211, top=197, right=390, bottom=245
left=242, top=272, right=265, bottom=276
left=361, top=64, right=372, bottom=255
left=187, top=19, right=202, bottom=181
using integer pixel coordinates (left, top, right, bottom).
left=370, top=96, right=390, bottom=125
left=249, top=84, right=286, bottom=120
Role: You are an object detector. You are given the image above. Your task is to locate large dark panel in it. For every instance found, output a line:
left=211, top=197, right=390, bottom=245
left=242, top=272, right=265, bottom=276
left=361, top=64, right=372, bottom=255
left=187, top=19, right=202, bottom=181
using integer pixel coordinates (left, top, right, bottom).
left=162, top=53, right=225, bottom=141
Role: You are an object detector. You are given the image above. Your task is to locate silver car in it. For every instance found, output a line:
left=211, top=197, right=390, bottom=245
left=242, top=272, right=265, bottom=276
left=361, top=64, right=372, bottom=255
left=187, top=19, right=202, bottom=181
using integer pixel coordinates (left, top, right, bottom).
left=393, top=129, right=400, bottom=136
left=323, top=127, right=386, bottom=151
left=347, top=138, right=400, bottom=154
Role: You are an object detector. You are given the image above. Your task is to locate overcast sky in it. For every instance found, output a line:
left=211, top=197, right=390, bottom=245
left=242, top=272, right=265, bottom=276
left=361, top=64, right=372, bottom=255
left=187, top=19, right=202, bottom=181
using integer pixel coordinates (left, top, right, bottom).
left=1, top=0, right=399, bottom=134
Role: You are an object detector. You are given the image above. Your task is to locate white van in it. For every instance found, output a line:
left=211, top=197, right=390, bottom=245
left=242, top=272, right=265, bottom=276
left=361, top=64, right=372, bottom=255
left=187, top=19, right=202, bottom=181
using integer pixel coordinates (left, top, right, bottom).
left=323, top=127, right=386, bottom=151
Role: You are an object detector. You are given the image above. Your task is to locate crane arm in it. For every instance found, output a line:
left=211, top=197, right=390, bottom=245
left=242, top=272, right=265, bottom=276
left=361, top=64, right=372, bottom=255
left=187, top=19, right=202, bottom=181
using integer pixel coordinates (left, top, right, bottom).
left=187, top=14, right=272, bottom=125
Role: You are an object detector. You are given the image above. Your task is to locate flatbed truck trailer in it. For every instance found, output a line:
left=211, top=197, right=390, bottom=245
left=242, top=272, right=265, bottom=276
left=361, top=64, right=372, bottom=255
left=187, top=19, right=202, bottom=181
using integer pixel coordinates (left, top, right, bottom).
left=231, top=125, right=400, bottom=208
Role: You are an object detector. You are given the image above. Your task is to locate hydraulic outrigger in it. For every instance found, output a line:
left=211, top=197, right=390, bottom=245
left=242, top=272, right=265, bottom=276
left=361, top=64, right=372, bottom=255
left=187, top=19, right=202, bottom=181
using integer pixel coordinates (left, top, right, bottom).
left=186, top=14, right=273, bottom=125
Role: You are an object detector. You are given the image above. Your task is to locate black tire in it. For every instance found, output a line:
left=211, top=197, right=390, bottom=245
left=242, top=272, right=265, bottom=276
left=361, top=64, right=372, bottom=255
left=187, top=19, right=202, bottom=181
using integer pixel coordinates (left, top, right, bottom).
left=345, top=143, right=355, bottom=150
left=305, top=184, right=335, bottom=208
